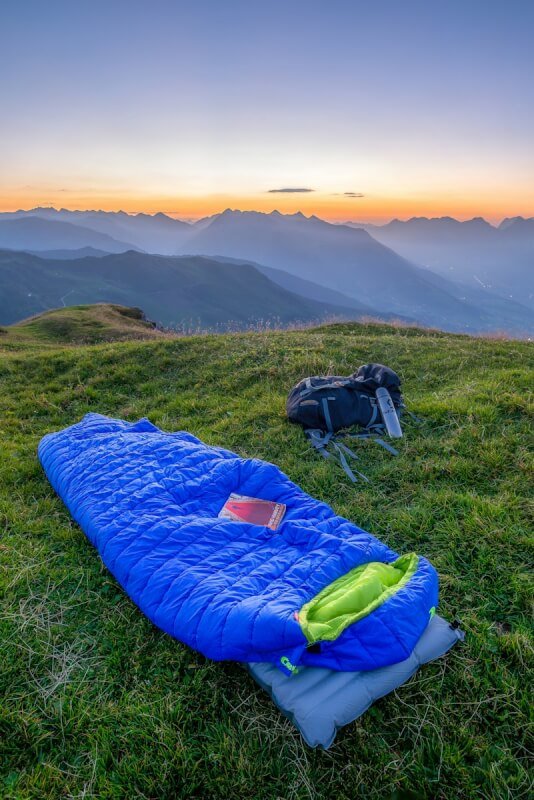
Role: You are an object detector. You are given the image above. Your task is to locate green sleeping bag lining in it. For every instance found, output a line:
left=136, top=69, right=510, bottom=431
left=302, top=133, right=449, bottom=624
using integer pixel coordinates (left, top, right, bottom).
left=299, top=553, right=419, bottom=644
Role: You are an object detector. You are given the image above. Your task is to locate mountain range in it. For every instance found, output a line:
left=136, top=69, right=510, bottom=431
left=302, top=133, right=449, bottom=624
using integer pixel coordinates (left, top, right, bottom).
left=345, top=216, right=534, bottom=307
left=0, top=249, right=369, bottom=330
left=0, top=208, right=532, bottom=335
left=0, top=215, right=137, bottom=253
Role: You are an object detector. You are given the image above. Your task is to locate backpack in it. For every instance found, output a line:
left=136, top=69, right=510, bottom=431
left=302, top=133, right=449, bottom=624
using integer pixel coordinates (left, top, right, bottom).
left=286, top=363, right=405, bottom=482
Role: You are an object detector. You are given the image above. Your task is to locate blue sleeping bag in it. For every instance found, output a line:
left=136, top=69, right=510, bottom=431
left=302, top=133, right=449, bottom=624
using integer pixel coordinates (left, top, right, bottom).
left=38, top=413, right=438, bottom=674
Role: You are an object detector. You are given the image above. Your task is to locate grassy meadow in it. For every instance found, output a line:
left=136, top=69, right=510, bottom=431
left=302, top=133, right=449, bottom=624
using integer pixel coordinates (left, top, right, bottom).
left=0, top=308, right=532, bottom=799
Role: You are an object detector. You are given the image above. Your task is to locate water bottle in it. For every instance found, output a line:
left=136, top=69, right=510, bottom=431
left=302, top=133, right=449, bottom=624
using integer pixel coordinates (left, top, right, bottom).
left=376, top=387, right=403, bottom=438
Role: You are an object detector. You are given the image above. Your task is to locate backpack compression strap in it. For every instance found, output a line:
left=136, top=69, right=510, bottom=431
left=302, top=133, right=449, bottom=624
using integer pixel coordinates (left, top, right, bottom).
left=305, top=429, right=370, bottom=483
left=318, top=396, right=399, bottom=454
left=344, top=430, right=400, bottom=456
left=305, top=427, right=400, bottom=482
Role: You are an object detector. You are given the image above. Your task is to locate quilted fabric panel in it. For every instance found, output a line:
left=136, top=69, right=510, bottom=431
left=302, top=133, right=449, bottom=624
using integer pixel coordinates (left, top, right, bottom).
left=38, top=414, right=439, bottom=671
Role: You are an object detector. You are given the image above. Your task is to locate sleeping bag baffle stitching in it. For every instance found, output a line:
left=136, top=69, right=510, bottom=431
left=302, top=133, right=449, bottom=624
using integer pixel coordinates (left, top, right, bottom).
left=39, top=413, right=439, bottom=674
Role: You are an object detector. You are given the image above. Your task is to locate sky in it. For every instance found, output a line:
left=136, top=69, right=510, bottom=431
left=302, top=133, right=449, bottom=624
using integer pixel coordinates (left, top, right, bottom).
left=1, top=0, right=533, bottom=222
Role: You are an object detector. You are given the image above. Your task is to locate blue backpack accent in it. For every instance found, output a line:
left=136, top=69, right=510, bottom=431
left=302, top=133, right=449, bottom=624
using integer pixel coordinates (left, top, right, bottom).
left=38, top=413, right=438, bottom=673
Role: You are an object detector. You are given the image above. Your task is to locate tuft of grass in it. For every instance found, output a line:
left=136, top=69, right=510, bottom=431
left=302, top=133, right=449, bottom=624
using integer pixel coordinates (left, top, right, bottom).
left=0, top=314, right=532, bottom=799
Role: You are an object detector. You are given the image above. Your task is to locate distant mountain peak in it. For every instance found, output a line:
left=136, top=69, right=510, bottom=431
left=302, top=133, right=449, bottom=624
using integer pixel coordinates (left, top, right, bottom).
left=29, top=206, right=57, bottom=214
left=467, top=216, right=493, bottom=228
left=381, top=215, right=498, bottom=231
left=498, top=216, right=526, bottom=229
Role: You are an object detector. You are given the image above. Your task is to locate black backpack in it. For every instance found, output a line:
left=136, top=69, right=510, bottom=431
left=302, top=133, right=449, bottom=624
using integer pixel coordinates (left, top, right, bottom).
left=286, top=363, right=404, bottom=482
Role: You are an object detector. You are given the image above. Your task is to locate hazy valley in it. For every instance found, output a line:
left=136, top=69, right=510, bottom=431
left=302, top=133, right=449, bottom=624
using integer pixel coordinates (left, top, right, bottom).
left=0, top=207, right=533, bottom=336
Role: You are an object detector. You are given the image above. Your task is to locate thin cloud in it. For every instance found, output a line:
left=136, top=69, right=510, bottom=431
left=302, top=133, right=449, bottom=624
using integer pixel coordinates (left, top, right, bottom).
left=48, top=187, right=100, bottom=194
left=267, top=187, right=315, bottom=193
left=331, top=191, right=365, bottom=198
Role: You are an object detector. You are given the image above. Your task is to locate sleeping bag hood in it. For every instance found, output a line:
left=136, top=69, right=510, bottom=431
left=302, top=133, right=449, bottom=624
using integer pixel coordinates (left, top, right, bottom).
left=38, top=414, right=438, bottom=674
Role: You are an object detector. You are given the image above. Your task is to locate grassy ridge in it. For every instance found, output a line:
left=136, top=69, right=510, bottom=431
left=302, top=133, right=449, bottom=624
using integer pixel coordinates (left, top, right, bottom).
left=1, top=304, right=165, bottom=347
left=0, top=317, right=532, bottom=799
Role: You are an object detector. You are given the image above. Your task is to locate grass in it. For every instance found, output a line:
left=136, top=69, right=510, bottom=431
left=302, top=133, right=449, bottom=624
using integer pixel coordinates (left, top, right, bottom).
left=0, top=309, right=532, bottom=799
left=2, top=304, right=166, bottom=347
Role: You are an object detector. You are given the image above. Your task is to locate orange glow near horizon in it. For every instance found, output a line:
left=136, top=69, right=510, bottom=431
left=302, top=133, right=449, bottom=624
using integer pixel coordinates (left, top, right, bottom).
left=3, top=5, right=533, bottom=233
left=1, top=187, right=533, bottom=225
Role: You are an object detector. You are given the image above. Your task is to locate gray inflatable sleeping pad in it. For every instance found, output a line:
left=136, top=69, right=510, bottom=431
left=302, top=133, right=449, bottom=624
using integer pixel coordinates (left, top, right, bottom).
left=248, top=615, right=464, bottom=748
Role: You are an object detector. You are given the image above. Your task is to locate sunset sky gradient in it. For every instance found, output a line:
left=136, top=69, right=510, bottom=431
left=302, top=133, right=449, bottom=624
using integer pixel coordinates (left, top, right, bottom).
left=1, top=0, right=533, bottom=222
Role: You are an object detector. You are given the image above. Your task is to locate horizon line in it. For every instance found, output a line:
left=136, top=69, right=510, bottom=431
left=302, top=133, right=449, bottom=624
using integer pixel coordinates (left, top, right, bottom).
left=1, top=205, right=532, bottom=228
